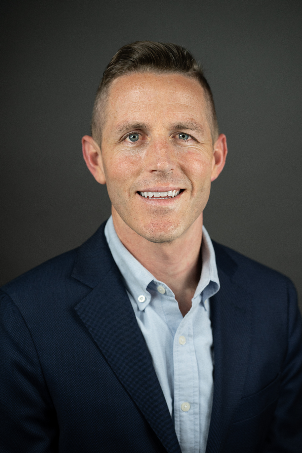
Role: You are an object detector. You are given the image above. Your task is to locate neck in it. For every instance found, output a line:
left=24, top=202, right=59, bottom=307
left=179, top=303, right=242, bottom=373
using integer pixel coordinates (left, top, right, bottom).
left=112, top=211, right=203, bottom=316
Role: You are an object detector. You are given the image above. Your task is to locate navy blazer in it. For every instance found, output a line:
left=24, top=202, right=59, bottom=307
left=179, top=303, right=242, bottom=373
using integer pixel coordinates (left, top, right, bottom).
left=1, top=222, right=302, bottom=453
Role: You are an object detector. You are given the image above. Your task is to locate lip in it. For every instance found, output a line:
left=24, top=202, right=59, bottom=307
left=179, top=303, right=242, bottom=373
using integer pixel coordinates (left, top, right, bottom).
left=137, top=187, right=184, bottom=192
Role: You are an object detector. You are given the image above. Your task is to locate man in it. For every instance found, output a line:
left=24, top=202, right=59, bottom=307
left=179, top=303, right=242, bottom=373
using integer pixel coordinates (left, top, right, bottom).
left=0, top=41, right=301, bottom=453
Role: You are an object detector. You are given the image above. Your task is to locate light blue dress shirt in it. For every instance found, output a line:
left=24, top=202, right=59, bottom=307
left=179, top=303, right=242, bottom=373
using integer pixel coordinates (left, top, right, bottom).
left=104, top=216, right=220, bottom=453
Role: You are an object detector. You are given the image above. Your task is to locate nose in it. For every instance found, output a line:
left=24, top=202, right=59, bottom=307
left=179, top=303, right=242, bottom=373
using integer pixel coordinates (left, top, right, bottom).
left=144, top=137, right=176, bottom=174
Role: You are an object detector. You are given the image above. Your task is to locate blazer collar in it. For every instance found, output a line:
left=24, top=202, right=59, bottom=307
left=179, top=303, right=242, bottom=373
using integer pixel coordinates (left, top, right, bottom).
left=71, top=222, right=111, bottom=288
left=72, top=221, right=182, bottom=453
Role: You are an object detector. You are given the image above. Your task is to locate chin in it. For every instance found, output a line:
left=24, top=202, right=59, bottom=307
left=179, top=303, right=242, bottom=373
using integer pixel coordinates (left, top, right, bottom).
left=141, top=233, right=175, bottom=244
left=136, top=222, right=183, bottom=244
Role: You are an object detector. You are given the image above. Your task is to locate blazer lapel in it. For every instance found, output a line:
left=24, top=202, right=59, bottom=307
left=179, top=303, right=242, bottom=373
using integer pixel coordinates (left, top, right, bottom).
left=72, top=223, right=181, bottom=453
left=206, top=243, right=253, bottom=453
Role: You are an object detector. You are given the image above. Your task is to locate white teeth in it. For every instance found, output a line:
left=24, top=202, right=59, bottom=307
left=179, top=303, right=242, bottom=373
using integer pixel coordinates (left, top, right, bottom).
left=139, top=190, right=181, bottom=198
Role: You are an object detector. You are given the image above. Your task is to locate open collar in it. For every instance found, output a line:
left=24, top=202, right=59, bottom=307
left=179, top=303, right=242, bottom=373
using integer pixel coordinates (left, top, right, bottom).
left=71, top=222, right=253, bottom=453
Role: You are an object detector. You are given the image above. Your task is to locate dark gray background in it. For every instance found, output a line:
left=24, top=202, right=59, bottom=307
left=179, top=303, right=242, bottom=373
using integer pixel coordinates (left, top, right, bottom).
left=1, top=0, right=301, bottom=311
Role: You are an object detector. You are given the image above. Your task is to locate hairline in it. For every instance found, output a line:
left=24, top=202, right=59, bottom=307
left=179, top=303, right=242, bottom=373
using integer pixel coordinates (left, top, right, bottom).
left=91, top=69, right=219, bottom=147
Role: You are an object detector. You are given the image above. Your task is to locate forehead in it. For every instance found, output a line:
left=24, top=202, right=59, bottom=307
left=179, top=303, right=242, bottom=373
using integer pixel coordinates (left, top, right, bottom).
left=104, top=71, right=209, bottom=127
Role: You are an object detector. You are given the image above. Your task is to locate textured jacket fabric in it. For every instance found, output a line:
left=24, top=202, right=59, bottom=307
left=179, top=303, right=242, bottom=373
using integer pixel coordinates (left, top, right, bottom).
left=1, top=221, right=302, bottom=453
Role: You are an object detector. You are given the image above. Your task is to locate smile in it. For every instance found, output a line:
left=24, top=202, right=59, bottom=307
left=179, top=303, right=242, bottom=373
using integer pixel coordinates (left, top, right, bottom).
left=138, top=189, right=184, bottom=199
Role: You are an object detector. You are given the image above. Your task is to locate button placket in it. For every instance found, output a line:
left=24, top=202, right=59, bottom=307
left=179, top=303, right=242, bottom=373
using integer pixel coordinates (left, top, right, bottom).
left=173, top=315, right=197, bottom=451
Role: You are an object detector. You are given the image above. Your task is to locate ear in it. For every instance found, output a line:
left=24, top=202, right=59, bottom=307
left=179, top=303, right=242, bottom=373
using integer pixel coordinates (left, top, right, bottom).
left=211, top=133, right=228, bottom=182
left=82, top=135, right=106, bottom=185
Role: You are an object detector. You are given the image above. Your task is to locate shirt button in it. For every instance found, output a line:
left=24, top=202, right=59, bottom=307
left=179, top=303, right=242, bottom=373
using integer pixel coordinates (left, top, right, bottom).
left=138, top=295, right=145, bottom=303
left=181, top=402, right=191, bottom=412
left=179, top=336, right=186, bottom=345
left=157, top=285, right=166, bottom=294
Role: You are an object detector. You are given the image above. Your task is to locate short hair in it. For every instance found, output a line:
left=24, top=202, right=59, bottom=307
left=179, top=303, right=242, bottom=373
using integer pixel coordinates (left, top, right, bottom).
left=91, top=41, right=219, bottom=145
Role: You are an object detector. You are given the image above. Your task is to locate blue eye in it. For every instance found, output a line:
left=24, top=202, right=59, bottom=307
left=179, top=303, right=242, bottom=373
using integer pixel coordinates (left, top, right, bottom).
left=128, top=133, right=139, bottom=142
left=178, top=133, right=190, bottom=141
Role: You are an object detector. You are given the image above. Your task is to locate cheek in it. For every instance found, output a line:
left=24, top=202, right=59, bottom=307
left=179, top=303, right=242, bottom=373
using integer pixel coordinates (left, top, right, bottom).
left=181, top=151, right=214, bottom=182
left=104, top=155, right=139, bottom=185
left=103, top=155, right=143, bottom=206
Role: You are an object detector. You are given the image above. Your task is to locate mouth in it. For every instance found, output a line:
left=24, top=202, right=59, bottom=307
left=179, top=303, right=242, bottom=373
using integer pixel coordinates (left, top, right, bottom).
left=137, top=189, right=185, bottom=199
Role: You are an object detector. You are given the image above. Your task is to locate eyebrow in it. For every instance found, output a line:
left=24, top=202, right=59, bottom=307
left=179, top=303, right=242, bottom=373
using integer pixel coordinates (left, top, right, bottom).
left=116, top=122, right=149, bottom=135
left=171, top=121, right=205, bottom=135
left=116, top=121, right=205, bottom=135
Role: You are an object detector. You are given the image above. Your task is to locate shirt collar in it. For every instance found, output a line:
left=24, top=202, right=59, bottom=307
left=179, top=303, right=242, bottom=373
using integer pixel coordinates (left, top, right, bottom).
left=195, top=226, right=220, bottom=303
left=104, top=216, right=220, bottom=311
left=105, top=217, right=153, bottom=310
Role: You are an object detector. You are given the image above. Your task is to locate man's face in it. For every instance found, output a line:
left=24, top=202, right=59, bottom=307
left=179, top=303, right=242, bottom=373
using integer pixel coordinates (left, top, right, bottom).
left=84, top=72, right=227, bottom=243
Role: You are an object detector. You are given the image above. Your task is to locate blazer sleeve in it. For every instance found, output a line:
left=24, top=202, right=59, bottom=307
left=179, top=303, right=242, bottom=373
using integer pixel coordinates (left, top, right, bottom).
left=0, top=291, right=58, bottom=452
left=263, top=279, right=302, bottom=453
